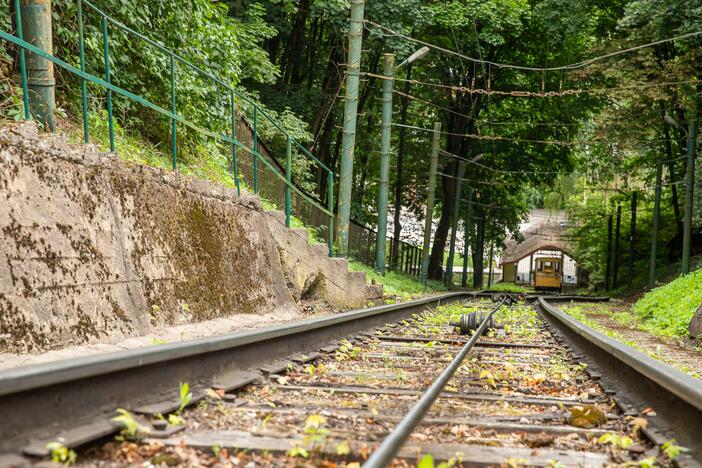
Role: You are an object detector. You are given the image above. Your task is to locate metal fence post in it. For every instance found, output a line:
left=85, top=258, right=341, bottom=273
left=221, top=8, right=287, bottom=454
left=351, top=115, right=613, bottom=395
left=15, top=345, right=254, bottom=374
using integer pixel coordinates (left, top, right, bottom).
left=613, top=205, right=622, bottom=289
left=649, top=163, right=662, bottom=288
left=231, top=92, right=240, bottom=195
left=335, top=0, right=365, bottom=256
left=682, top=112, right=697, bottom=274
left=488, top=240, right=495, bottom=288
left=605, top=213, right=613, bottom=291
left=285, top=137, right=292, bottom=227
left=375, top=53, right=395, bottom=274
left=19, top=0, right=56, bottom=131
left=420, top=122, right=441, bottom=283
left=327, top=171, right=334, bottom=256
left=170, top=53, right=177, bottom=170
left=12, top=0, right=30, bottom=120
left=77, top=0, right=88, bottom=143
left=628, top=191, right=637, bottom=289
left=446, top=161, right=466, bottom=288
left=253, top=106, right=259, bottom=194
left=101, top=16, right=115, bottom=152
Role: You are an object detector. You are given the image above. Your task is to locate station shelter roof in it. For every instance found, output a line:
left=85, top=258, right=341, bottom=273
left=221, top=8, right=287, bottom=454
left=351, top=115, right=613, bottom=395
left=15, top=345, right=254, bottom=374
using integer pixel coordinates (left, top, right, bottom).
left=500, top=222, right=572, bottom=266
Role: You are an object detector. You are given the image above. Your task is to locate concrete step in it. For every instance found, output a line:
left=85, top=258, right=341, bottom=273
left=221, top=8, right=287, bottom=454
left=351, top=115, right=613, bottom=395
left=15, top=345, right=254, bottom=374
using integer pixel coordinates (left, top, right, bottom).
left=331, top=257, right=349, bottom=269
left=290, top=228, right=309, bottom=243
left=312, top=242, right=329, bottom=255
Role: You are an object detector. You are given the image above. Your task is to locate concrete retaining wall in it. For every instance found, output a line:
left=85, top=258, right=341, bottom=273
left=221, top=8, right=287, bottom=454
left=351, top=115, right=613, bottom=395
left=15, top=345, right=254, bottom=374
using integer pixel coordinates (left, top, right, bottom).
left=265, top=211, right=383, bottom=310
left=0, top=123, right=299, bottom=353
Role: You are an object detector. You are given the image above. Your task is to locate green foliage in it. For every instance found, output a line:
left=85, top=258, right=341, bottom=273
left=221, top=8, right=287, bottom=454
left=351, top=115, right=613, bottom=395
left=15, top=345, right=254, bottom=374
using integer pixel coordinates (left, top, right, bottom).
left=348, top=261, right=446, bottom=301
left=661, top=439, right=686, bottom=460
left=597, top=432, right=633, bottom=449
left=112, top=408, right=150, bottom=441
left=488, top=283, right=534, bottom=293
left=632, top=268, right=702, bottom=337
left=177, top=382, right=193, bottom=413
left=46, top=442, right=77, bottom=466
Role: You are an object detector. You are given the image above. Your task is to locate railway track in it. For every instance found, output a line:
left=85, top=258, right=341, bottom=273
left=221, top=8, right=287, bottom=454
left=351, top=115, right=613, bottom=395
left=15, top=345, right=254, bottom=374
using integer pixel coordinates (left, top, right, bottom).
left=1, top=293, right=700, bottom=467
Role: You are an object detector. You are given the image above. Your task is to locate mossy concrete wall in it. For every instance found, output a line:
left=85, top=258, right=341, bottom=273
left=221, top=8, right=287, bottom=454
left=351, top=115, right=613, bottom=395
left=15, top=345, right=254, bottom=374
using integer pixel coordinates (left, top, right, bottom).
left=0, top=122, right=297, bottom=353
left=265, top=211, right=383, bottom=310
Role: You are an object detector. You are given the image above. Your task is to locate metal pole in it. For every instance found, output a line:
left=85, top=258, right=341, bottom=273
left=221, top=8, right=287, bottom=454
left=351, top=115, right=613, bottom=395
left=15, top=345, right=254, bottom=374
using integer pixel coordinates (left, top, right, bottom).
left=101, top=16, right=115, bottom=152
left=231, top=92, right=240, bottom=195
left=488, top=240, right=495, bottom=288
left=462, top=190, right=473, bottom=287
left=628, top=191, right=637, bottom=289
left=12, top=0, right=30, bottom=120
left=613, top=205, right=622, bottom=289
left=649, top=163, right=662, bottom=288
left=419, top=122, right=441, bottom=283
left=285, top=138, right=292, bottom=227
left=375, top=53, right=395, bottom=273
left=327, top=171, right=334, bottom=257
left=19, top=0, right=56, bottom=130
left=682, top=113, right=698, bottom=274
left=253, top=106, right=259, bottom=194
left=335, top=0, right=365, bottom=257
left=445, top=161, right=466, bottom=288
left=170, top=53, right=177, bottom=170
left=77, top=0, right=88, bottom=142
left=605, top=214, right=613, bottom=291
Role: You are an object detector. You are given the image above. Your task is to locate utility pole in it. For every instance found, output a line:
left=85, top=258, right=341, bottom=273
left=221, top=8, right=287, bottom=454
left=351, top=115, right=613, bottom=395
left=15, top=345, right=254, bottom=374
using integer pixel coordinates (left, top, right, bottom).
left=445, top=161, right=466, bottom=288
left=335, top=0, right=365, bottom=257
left=605, top=214, right=613, bottom=291
left=419, top=122, right=441, bottom=283
left=461, top=189, right=473, bottom=287
left=649, top=163, right=662, bottom=288
left=628, top=191, right=637, bottom=289
left=18, top=0, right=56, bottom=131
left=375, top=53, right=394, bottom=273
left=613, top=205, right=622, bottom=289
left=487, top=239, right=495, bottom=288
left=682, top=111, right=698, bottom=274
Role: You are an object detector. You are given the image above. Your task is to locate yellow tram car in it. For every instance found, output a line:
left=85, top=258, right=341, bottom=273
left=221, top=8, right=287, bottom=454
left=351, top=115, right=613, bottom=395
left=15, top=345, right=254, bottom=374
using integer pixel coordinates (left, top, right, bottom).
left=534, top=256, right=562, bottom=291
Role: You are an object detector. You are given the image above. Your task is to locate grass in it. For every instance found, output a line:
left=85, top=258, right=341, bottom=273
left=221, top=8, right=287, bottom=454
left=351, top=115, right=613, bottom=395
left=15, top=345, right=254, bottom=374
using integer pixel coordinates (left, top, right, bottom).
left=562, top=303, right=700, bottom=378
left=348, top=261, right=446, bottom=302
left=487, top=282, right=535, bottom=293
left=632, top=267, right=702, bottom=338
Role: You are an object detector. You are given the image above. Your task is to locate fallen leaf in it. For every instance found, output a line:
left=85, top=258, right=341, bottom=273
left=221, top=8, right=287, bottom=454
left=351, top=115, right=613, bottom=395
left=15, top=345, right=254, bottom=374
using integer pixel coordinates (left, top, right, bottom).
left=569, top=405, right=607, bottom=428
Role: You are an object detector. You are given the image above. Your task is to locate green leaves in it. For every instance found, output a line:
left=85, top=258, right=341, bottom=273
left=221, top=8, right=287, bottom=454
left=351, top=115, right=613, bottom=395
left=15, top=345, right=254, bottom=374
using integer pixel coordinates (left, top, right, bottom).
left=46, top=442, right=77, bottom=466
left=178, top=381, right=193, bottom=413
left=633, top=268, right=702, bottom=337
left=112, top=408, right=151, bottom=441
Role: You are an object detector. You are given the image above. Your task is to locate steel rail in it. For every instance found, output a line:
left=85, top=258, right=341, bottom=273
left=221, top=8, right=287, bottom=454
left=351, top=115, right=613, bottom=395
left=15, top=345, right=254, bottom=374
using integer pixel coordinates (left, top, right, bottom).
left=0, top=292, right=470, bottom=454
left=537, top=297, right=702, bottom=462
left=363, top=296, right=510, bottom=468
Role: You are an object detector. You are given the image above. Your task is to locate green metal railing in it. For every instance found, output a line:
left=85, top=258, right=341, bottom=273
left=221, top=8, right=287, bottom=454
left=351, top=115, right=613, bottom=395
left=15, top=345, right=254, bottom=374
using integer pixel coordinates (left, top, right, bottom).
left=5, top=0, right=335, bottom=256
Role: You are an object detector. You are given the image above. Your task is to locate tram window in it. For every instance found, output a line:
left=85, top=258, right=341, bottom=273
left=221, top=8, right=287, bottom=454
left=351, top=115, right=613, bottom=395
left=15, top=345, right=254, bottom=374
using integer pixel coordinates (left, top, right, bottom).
left=555, top=262, right=560, bottom=272
left=537, top=261, right=543, bottom=272
left=544, top=261, right=552, bottom=269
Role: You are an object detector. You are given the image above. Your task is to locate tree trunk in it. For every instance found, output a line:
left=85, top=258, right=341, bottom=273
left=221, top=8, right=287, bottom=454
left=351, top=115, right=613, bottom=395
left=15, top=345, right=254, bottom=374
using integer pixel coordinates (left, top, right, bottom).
left=472, top=211, right=485, bottom=288
left=662, top=105, right=683, bottom=235
left=391, top=62, right=413, bottom=269
left=428, top=159, right=458, bottom=279
left=277, top=0, right=311, bottom=87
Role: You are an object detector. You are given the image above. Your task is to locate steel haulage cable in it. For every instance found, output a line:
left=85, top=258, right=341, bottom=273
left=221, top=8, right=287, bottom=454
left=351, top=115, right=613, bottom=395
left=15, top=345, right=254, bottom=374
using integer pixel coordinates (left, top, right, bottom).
left=363, top=295, right=512, bottom=468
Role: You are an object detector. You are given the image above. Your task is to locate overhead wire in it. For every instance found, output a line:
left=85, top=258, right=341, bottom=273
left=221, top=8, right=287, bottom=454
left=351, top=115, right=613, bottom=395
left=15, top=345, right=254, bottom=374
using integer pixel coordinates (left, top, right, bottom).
left=363, top=72, right=702, bottom=98
left=394, top=122, right=679, bottom=147
left=364, top=20, right=702, bottom=72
